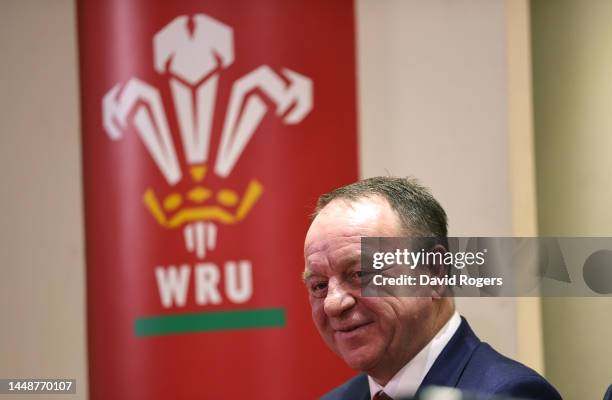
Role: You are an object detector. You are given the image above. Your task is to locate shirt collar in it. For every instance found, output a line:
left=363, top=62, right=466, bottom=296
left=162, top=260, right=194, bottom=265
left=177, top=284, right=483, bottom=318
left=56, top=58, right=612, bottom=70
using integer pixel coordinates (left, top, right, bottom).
left=367, top=311, right=461, bottom=400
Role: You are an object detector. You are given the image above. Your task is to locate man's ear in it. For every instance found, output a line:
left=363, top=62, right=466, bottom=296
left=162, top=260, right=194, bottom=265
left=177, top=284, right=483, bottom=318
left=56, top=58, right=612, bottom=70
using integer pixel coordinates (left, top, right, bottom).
left=428, top=244, right=450, bottom=299
left=428, top=244, right=448, bottom=277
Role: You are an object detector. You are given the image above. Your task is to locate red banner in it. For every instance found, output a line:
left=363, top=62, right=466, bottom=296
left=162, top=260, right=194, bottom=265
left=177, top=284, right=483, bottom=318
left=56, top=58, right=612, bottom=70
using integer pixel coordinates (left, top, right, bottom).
left=78, top=0, right=358, bottom=398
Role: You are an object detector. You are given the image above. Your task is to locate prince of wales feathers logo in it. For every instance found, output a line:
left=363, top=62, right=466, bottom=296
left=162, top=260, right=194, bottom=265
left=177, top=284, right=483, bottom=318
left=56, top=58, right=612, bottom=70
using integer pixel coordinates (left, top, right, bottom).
left=102, top=14, right=313, bottom=260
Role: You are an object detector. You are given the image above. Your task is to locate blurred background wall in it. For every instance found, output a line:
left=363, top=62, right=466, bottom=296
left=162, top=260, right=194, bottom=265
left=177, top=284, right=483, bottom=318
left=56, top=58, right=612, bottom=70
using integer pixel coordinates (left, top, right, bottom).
left=356, top=0, right=541, bottom=370
left=532, top=1, right=612, bottom=399
left=1, top=0, right=609, bottom=399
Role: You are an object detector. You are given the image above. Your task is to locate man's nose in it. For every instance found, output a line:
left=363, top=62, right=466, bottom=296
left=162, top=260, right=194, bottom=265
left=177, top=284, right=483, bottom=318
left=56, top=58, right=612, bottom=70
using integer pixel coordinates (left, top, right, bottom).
left=323, top=280, right=356, bottom=317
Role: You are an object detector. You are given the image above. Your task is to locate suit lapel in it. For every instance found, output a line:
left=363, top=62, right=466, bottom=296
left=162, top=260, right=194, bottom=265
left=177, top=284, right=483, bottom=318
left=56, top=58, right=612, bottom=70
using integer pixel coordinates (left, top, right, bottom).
left=345, top=374, right=370, bottom=400
left=418, top=317, right=480, bottom=389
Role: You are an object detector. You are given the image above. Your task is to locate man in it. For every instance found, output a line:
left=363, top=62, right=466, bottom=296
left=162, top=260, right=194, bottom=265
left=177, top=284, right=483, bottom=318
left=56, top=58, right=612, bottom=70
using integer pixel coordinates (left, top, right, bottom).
left=303, top=177, right=561, bottom=400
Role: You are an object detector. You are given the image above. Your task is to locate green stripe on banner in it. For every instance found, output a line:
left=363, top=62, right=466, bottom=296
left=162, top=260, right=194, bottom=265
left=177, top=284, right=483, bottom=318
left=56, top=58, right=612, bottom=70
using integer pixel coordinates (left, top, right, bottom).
left=135, top=308, right=286, bottom=336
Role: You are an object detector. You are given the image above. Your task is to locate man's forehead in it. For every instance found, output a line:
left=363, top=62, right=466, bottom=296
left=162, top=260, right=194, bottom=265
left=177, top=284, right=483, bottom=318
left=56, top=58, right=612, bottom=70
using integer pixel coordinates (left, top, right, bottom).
left=304, top=233, right=361, bottom=258
left=303, top=238, right=362, bottom=280
left=306, top=196, right=401, bottom=243
left=315, top=195, right=390, bottom=221
left=303, top=196, right=401, bottom=278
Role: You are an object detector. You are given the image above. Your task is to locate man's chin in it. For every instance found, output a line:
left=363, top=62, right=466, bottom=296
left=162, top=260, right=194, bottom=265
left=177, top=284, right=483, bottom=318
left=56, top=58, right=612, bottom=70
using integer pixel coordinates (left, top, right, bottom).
left=338, top=346, right=381, bottom=371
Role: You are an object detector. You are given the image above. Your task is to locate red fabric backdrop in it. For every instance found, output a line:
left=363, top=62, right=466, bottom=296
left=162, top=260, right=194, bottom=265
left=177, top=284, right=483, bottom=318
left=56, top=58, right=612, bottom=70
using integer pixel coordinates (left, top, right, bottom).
left=78, top=0, right=359, bottom=398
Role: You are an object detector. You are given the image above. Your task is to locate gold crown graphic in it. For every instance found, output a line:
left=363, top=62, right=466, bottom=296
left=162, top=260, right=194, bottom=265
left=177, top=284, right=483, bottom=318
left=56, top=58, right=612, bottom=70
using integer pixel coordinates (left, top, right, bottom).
left=143, top=166, right=263, bottom=229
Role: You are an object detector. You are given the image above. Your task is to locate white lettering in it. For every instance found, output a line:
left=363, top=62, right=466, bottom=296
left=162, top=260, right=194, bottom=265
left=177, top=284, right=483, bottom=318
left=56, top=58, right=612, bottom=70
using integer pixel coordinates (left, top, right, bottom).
left=155, top=265, right=190, bottom=308
left=195, top=263, right=222, bottom=305
left=225, top=261, right=253, bottom=303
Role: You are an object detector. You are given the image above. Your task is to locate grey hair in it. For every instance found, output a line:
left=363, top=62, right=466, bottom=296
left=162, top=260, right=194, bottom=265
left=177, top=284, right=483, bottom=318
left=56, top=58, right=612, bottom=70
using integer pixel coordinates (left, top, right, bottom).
left=314, top=176, right=448, bottom=238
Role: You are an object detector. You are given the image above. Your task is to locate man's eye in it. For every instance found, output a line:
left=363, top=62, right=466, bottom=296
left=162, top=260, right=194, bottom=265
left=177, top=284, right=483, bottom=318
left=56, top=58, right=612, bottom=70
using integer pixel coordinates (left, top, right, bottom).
left=349, top=271, right=364, bottom=281
left=350, top=270, right=374, bottom=285
left=310, top=281, right=328, bottom=296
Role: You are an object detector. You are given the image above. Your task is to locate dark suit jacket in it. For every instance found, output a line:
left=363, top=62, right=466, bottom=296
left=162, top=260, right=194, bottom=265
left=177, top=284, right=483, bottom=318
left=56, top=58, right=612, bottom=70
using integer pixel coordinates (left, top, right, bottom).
left=321, top=317, right=561, bottom=400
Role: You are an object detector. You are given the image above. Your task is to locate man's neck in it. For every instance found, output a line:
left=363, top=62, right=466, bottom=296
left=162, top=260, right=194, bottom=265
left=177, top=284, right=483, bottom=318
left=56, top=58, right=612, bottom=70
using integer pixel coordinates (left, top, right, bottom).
left=366, top=311, right=462, bottom=400
left=367, top=303, right=455, bottom=386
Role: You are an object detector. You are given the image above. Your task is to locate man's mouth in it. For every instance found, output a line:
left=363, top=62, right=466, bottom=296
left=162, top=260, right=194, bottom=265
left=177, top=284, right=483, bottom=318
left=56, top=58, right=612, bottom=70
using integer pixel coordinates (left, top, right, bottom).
left=334, top=321, right=373, bottom=335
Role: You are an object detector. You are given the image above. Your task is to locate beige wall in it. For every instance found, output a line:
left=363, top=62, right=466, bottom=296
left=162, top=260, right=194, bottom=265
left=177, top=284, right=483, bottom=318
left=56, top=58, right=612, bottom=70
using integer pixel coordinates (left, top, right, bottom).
left=356, top=0, right=541, bottom=364
left=0, top=0, right=87, bottom=399
left=505, top=0, right=545, bottom=374
left=532, top=0, right=612, bottom=398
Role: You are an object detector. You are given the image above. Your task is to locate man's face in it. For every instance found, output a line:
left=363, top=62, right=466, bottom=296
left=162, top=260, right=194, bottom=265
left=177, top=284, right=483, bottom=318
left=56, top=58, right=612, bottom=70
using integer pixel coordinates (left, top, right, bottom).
left=303, top=196, right=438, bottom=376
